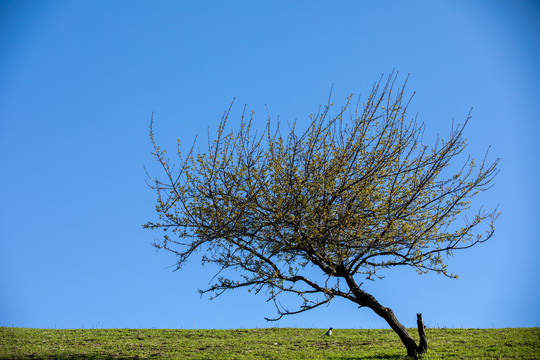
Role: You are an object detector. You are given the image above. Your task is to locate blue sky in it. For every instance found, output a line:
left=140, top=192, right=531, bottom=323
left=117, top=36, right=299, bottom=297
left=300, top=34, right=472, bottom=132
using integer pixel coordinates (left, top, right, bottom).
left=1, top=0, right=539, bottom=330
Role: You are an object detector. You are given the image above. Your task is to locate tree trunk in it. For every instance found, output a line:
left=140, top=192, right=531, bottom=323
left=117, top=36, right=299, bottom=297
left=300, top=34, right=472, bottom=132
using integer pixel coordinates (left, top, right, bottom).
left=417, top=313, right=428, bottom=354
left=341, top=271, right=428, bottom=358
left=365, top=298, right=425, bottom=358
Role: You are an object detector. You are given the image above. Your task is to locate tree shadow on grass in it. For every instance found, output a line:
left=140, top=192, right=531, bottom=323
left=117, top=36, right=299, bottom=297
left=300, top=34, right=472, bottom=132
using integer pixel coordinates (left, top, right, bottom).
left=2, top=354, right=409, bottom=360
left=328, top=355, right=405, bottom=360
left=0, top=355, right=150, bottom=360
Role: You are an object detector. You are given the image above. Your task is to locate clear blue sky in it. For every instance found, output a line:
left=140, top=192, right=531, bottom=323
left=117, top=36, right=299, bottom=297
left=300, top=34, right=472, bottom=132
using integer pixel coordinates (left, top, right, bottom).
left=1, top=0, right=539, bottom=330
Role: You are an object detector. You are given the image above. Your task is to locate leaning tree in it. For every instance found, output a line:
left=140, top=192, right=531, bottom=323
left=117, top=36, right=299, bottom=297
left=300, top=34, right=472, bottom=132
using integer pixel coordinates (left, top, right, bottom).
left=144, top=74, right=499, bottom=359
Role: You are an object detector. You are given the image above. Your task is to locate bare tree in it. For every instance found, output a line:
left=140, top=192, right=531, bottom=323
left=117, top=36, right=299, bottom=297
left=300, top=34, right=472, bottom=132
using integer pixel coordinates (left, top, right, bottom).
left=144, top=73, right=499, bottom=358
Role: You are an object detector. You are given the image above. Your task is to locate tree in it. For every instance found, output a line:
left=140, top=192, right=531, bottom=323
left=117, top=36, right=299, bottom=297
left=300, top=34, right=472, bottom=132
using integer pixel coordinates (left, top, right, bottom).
left=144, top=74, right=499, bottom=359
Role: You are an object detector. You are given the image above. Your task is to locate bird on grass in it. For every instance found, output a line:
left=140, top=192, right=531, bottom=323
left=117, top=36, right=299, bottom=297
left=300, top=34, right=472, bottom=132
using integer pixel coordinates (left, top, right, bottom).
left=324, top=327, right=333, bottom=336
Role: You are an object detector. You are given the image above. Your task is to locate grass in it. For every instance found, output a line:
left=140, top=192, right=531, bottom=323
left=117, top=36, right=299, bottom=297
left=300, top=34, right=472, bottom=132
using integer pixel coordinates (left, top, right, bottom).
left=1, top=327, right=539, bottom=359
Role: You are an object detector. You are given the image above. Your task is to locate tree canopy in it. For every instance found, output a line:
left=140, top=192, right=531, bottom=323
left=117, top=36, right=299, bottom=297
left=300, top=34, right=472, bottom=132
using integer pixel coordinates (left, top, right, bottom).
left=145, top=74, right=499, bottom=358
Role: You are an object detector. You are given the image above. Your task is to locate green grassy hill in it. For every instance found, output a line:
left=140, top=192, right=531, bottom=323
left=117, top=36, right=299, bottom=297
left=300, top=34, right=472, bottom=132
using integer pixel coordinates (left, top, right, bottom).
left=1, top=327, right=539, bottom=359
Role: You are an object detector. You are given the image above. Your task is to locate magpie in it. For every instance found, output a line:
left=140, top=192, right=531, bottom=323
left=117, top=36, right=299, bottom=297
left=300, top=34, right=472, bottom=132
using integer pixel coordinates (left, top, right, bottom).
left=324, top=327, right=333, bottom=336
